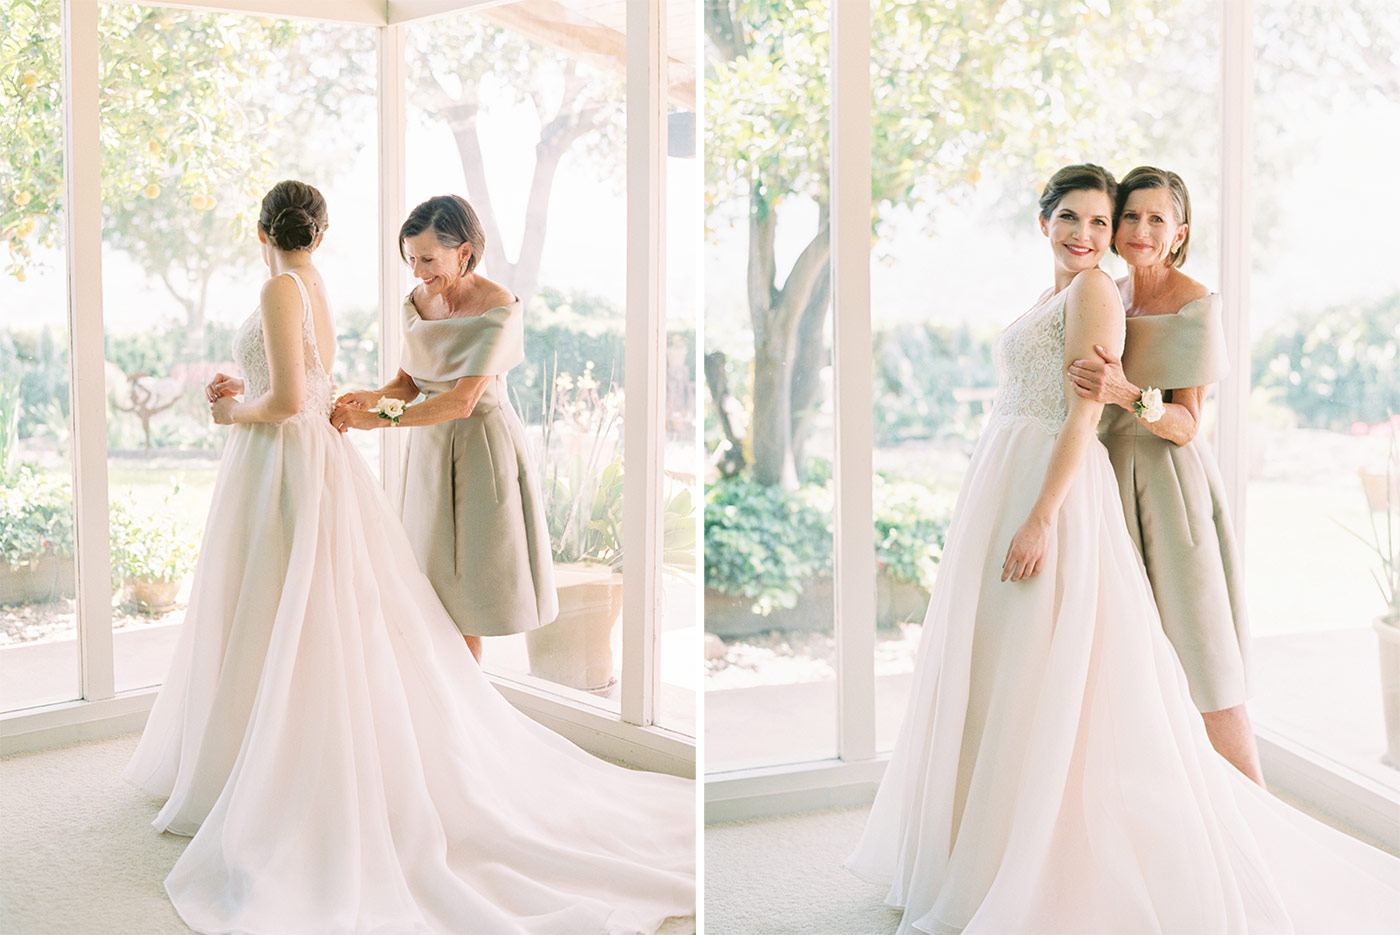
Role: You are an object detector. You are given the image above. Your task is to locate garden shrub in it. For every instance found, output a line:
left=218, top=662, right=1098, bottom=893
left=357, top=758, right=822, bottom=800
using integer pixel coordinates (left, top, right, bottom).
left=705, top=472, right=952, bottom=613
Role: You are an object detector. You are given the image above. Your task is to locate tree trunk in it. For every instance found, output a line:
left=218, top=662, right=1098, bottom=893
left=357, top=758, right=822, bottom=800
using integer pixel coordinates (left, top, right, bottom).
left=746, top=187, right=830, bottom=489
left=443, top=69, right=603, bottom=310
left=790, top=263, right=831, bottom=480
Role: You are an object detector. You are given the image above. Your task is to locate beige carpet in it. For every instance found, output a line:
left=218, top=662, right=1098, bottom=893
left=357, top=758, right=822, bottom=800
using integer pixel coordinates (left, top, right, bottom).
left=704, top=794, right=1398, bottom=934
left=0, top=732, right=695, bottom=935
left=704, top=806, right=900, bottom=935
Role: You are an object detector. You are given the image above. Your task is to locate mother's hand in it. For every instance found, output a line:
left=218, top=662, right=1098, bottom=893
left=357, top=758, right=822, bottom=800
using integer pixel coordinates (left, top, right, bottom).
left=1068, top=345, right=1135, bottom=407
left=334, top=389, right=380, bottom=410
left=330, top=403, right=380, bottom=434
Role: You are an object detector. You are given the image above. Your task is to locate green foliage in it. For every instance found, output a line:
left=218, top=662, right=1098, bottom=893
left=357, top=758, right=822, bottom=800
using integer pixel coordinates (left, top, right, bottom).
left=0, top=463, right=73, bottom=566
left=874, top=478, right=951, bottom=589
left=704, top=475, right=831, bottom=614
left=873, top=321, right=996, bottom=445
left=1251, top=293, right=1400, bottom=431
left=0, top=377, right=20, bottom=481
left=108, top=482, right=199, bottom=585
left=705, top=470, right=954, bottom=611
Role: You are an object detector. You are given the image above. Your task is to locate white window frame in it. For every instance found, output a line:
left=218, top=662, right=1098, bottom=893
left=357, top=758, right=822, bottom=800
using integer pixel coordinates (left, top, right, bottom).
left=0, top=0, right=693, bottom=777
left=703, top=0, right=1400, bottom=848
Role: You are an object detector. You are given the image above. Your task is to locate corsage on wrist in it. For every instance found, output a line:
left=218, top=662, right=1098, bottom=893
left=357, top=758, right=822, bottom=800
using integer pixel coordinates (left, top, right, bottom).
left=1132, top=387, right=1165, bottom=423
left=371, top=397, right=405, bottom=426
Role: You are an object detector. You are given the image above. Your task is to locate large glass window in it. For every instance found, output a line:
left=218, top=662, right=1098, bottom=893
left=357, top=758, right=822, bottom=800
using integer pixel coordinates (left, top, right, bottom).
left=1247, top=0, right=1400, bottom=792
left=95, top=3, right=378, bottom=694
left=404, top=1, right=651, bottom=718
left=703, top=0, right=836, bottom=770
left=866, top=0, right=1223, bottom=752
left=0, top=0, right=79, bottom=711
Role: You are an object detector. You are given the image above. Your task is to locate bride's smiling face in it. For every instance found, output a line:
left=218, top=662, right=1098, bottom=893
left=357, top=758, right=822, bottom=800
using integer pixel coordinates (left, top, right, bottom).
left=1039, top=188, right=1113, bottom=274
left=402, top=231, right=472, bottom=296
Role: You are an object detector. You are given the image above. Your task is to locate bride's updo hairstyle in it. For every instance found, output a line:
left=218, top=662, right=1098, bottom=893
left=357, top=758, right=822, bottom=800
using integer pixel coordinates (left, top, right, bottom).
left=1037, top=163, right=1117, bottom=221
left=259, top=180, right=328, bottom=252
left=398, top=195, right=487, bottom=274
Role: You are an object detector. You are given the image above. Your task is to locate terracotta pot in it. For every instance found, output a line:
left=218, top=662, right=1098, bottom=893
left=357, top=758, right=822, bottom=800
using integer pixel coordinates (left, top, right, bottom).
left=125, top=577, right=180, bottom=614
left=1359, top=470, right=1399, bottom=514
left=526, top=563, right=623, bottom=693
left=0, top=554, right=75, bottom=605
left=1376, top=616, right=1400, bottom=768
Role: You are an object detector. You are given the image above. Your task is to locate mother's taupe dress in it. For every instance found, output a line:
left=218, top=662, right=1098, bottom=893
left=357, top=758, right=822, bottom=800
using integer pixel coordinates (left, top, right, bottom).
left=396, top=294, right=558, bottom=636
left=1098, top=293, right=1249, bottom=713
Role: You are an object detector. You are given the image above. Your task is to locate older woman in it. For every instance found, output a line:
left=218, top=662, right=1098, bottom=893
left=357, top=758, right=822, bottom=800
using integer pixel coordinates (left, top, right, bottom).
left=1068, top=166, right=1262, bottom=785
left=332, top=195, right=557, bottom=663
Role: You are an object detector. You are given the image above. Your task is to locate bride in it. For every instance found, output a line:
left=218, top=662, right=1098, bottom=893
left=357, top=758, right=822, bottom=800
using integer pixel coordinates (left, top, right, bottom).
left=844, top=164, right=1399, bottom=934
left=122, top=180, right=694, bottom=935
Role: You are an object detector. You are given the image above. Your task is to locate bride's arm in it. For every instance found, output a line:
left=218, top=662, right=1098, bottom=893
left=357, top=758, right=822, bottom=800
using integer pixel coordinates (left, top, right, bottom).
left=211, top=277, right=307, bottom=425
left=1001, top=269, right=1125, bottom=581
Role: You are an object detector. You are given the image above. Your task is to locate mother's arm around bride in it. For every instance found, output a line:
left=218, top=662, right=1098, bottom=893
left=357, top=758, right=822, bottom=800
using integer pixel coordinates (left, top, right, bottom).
left=331, top=194, right=558, bottom=664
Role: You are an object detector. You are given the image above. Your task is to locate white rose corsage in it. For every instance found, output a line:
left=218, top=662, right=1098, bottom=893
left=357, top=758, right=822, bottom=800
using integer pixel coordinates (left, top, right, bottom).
left=1133, top=387, right=1165, bottom=423
left=372, top=397, right=405, bottom=425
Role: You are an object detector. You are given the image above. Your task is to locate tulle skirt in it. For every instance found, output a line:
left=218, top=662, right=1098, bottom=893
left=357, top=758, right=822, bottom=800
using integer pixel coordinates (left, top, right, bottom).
left=124, top=418, right=694, bottom=934
left=845, top=416, right=1399, bottom=934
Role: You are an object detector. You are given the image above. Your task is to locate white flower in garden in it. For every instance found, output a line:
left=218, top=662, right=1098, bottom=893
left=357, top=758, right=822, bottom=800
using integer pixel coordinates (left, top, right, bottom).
left=555, top=373, right=574, bottom=394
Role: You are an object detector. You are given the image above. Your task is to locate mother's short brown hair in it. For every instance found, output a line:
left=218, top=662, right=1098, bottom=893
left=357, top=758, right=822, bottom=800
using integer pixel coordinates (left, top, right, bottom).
left=398, top=195, right=487, bottom=273
left=1112, top=166, right=1193, bottom=268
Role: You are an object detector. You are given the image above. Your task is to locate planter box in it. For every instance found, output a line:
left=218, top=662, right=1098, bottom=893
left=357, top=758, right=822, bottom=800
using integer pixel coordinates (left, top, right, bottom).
left=526, top=563, right=623, bottom=693
left=1376, top=617, right=1400, bottom=768
left=0, top=554, right=76, bottom=606
left=704, top=573, right=931, bottom=638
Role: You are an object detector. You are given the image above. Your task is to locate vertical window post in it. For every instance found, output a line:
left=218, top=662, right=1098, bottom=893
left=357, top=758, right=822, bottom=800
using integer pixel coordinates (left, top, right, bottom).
left=378, top=21, right=407, bottom=494
left=622, top=0, right=666, bottom=727
left=62, top=0, right=114, bottom=701
left=831, top=0, right=875, bottom=764
left=1218, top=0, right=1254, bottom=535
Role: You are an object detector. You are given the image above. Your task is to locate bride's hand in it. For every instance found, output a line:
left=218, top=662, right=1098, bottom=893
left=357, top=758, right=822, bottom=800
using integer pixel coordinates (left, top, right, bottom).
left=1002, top=514, right=1052, bottom=582
left=334, top=389, right=380, bottom=410
left=205, top=372, right=243, bottom=402
left=210, top=395, right=238, bottom=425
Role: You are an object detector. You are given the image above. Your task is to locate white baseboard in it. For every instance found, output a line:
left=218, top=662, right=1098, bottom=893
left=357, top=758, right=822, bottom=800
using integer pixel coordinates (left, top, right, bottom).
left=1256, top=726, right=1400, bottom=854
left=1, top=678, right=696, bottom=778
left=705, top=738, right=1400, bottom=854
left=704, top=757, right=887, bottom=824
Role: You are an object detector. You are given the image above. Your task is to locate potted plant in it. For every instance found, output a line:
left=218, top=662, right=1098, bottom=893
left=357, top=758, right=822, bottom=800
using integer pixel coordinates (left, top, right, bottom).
left=525, top=363, right=697, bottom=693
left=1346, top=430, right=1400, bottom=767
left=109, top=483, right=198, bottom=615
left=0, top=381, right=76, bottom=605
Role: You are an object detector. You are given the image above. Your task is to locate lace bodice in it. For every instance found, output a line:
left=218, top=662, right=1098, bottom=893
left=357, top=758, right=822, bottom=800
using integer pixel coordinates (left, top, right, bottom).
left=231, top=270, right=334, bottom=425
left=988, top=287, right=1069, bottom=434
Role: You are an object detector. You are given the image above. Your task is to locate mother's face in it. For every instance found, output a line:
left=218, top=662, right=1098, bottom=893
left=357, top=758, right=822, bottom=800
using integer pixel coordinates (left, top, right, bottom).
left=402, top=231, right=472, bottom=297
left=1114, top=186, right=1186, bottom=269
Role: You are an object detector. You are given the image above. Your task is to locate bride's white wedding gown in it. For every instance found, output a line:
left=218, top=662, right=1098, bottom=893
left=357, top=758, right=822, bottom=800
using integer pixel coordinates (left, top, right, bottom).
left=845, top=285, right=1400, bottom=934
left=123, top=270, right=694, bottom=935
